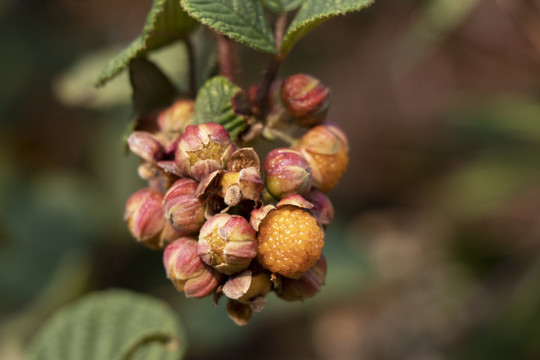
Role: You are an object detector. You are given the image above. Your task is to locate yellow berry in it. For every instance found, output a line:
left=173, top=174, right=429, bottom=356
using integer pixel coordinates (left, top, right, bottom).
left=257, top=206, right=324, bottom=278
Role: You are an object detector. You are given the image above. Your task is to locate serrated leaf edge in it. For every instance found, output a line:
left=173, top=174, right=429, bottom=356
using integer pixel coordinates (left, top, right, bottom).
left=96, top=0, right=196, bottom=86
left=180, top=0, right=276, bottom=53
left=281, top=0, right=375, bottom=55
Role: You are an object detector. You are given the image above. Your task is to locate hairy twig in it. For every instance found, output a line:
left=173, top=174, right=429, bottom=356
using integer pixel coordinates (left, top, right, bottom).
left=183, top=37, right=197, bottom=98
left=217, top=33, right=239, bottom=83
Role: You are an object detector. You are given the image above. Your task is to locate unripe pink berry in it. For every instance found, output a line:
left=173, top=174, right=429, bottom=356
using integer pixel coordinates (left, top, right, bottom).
left=124, top=188, right=166, bottom=249
left=127, top=131, right=165, bottom=163
left=163, top=237, right=221, bottom=298
left=277, top=255, right=327, bottom=301
left=306, top=189, right=334, bottom=227
left=198, top=213, right=257, bottom=275
left=175, top=123, right=236, bottom=181
left=263, top=148, right=312, bottom=199
left=163, top=178, right=206, bottom=235
left=157, top=99, right=194, bottom=137
left=281, top=74, right=330, bottom=126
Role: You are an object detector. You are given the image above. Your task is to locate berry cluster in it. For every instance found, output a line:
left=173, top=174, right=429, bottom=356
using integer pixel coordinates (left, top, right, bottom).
left=124, top=74, right=348, bottom=325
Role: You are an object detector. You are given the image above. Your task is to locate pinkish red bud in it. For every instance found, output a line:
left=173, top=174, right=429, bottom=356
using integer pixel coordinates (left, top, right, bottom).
left=159, top=222, right=184, bottom=247
left=163, top=178, right=206, bottom=235
left=175, top=123, right=236, bottom=181
left=163, top=237, right=221, bottom=298
left=157, top=99, right=194, bottom=137
left=277, top=255, right=327, bottom=301
left=198, top=214, right=257, bottom=275
left=263, top=148, right=312, bottom=199
left=226, top=299, right=252, bottom=326
left=281, top=74, right=330, bottom=126
left=127, top=131, right=165, bottom=163
left=296, top=124, right=349, bottom=192
left=124, top=188, right=166, bottom=249
left=306, top=189, right=334, bottom=227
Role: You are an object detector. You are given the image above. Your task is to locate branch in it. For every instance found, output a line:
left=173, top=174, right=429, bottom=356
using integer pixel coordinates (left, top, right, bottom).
left=217, top=33, right=239, bottom=83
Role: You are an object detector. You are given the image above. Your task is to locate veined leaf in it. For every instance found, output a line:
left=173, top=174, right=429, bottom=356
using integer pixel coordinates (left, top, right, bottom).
left=96, top=0, right=198, bottom=86
left=261, top=0, right=305, bottom=12
left=281, top=0, right=374, bottom=55
left=27, top=290, right=186, bottom=360
left=180, top=0, right=276, bottom=53
left=193, top=76, right=248, bottom=140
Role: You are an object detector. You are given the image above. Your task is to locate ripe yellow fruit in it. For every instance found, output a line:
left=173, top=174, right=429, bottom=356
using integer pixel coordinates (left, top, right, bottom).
left=297, top=124, right=349, bottom=192
left=257, top=205, right=324, bottom=278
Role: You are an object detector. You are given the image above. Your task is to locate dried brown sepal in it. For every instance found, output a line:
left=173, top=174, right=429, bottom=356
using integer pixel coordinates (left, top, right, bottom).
left=156, top=160, right=183, bottom=177
left=228, top=148, right=260, bottom=172
left=276, top=195, right=313, bottom=210
left=197, top=152, right=263, bottom=208
left=250, top=205, right=276, bottom=231
left=226, top=300, right=252, bottom=326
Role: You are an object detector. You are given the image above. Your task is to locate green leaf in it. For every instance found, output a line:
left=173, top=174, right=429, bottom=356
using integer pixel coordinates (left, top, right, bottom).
left=180, top=0, right=275, bottom=53
left=261, top=0, right=304, bottom=12
left=193, top=76, right=248, bottom=140
left=281, top=0, right=374, bottom=55
left=96, top=0, right=198, bottom=86
left=129, top=57, right=177, bottom=116
left=27, top=290, right=186, bottom=360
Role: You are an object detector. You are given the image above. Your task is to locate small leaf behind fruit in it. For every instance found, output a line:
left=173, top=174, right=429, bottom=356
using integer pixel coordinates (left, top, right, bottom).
left=27, top=289, right=186, bottom=360
left=180, top=0, right=276, bottom=53
left=193, top=76, right=248, bottom=141
left=129, top=57, right=177, bottom=116
left=96, top=0, right=198, bottom=86
left=281, top=0, right=374, bottom=55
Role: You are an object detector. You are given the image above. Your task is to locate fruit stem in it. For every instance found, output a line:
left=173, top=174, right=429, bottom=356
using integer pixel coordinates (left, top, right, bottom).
left=217, top=33, right=239, bottom=84
left=262, top=126, right=298, bottom=147
left=184, top=37, right=197, bottom=98
left=254, top=12, right=288, bottom=122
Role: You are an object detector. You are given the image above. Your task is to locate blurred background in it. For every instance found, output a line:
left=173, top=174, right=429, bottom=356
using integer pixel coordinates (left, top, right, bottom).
left=2, top=0, right=540, bottom=359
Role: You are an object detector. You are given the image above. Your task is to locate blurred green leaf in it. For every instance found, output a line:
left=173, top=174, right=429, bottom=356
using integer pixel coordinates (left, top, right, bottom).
left=281, top=0, right=374, bottom=55
left=53, top=47, right=132, bottom=110
left=96, top=0, right=198, bottom=86
left=456, top=259, right=540, bottom=360
left=435, top=153, right=540, bottom=220
left=450, top=98, right=540, bottom=144
left=129, top=57, right=177, bottom=116
left=27, top=290, right=186, bottom=360
left=180, top=0, right=275, bottom=53
left=0, top=172, right=98, bottom=304
left=193, top=76, right=247, bottom=140
left=261, top=0, right=304, bottom=12
left=391, top=0, right=481, bottom=72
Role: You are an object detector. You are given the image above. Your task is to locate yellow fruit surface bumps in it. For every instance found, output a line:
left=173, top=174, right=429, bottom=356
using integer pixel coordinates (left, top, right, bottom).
left=257, top=205, right=324, bottom=278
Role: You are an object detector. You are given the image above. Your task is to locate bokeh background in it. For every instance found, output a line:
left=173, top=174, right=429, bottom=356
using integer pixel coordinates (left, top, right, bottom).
left=2, top=0, right=540, bottom=359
